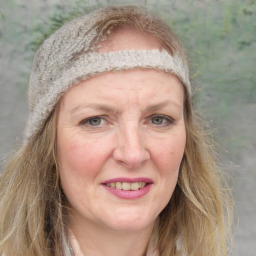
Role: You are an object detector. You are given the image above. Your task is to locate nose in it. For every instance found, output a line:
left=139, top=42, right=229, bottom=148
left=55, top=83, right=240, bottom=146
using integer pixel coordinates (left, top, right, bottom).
left=113, top=123, right=150, bottom=169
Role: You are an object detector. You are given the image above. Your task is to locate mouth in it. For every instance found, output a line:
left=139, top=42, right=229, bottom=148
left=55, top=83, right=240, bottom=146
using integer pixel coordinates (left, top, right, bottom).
left=101, top=178, right=153, bottom=199
left=105, top=181, right=147, bottom=191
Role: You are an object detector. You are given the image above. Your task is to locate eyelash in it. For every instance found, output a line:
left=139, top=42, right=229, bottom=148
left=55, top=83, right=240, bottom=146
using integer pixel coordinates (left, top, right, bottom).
left=79, top=116, right=107, bottom=127
left=79, top=114, right=174, bottom=128
left=148, top=114, right=174, bottom=127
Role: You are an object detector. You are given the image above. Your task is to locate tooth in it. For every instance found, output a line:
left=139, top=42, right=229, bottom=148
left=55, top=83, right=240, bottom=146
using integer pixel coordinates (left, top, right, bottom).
left=140, top=182, right=146, bottom=188
left=131, top=182, right=139, bottom=190
left=106, top=181, right=147, bottom=190
left=116, top=182, right=122, bottom=189
left=122, top=182, right=131, bottom=190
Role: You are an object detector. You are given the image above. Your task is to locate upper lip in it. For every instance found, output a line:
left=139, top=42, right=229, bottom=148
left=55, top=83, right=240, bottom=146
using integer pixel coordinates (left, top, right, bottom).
left=102, top=177, right=153, bottom=184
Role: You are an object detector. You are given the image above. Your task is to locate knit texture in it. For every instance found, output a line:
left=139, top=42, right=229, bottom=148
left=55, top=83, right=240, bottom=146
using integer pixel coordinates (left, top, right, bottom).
left=25, top=7, right=191, bottom=142
left=25, top=49, right=190, bottom=141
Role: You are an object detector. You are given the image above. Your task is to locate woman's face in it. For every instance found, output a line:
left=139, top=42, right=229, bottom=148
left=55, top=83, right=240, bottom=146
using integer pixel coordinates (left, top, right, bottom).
left=56, top=29, right=186, bottom=233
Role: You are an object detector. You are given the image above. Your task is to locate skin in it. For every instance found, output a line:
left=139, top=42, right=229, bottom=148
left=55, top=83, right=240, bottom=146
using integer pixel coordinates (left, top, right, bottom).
left=56, top=28, right=186, bottom=256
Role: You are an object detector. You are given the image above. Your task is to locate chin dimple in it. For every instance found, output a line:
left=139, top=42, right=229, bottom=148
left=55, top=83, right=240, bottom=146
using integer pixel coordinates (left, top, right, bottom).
left=105, top=182, right=147, bottom=191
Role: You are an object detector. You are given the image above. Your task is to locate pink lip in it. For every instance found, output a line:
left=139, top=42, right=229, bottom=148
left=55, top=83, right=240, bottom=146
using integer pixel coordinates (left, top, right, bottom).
left=102, top=177, right=153, bottom=184
left=101, top=177, right=153, bottom=200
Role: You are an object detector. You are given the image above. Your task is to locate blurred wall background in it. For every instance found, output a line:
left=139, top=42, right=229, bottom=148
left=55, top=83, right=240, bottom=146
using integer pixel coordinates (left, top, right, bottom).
left=0, top=0, right=255, bottom=255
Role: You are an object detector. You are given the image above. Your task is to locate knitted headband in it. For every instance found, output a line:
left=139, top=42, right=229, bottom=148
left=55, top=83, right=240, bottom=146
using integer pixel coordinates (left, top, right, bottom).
left=24, top=7, right=191, bottom=142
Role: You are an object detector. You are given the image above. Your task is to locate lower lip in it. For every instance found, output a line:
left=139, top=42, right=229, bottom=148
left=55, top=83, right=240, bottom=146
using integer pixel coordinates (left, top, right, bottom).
left=102, top=184, right=152, bottom=199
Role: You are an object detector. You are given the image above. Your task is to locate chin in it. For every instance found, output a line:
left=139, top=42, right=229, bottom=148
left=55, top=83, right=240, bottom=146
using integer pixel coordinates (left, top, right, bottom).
left=103, top=211, right=156, bottom=232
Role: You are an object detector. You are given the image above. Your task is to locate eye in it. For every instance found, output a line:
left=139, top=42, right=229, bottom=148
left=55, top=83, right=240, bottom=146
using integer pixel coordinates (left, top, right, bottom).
left=150, top=115, right=173, bottom=126
left=80, top=116, right=106, bottom=127
left=89, top=117, right=103, bottom=126
left=152, top=116, right=164, bottom=125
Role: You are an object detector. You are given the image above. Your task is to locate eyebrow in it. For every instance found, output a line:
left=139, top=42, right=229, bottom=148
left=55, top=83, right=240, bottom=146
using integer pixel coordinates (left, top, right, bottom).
left=70, top=103, right=118, bottom=114
left=144, top=100, right=181, bottom=112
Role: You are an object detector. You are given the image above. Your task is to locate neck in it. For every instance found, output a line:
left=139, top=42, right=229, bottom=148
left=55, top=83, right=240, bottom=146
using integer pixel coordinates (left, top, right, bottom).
left=68, top=216, right=156, bottom=256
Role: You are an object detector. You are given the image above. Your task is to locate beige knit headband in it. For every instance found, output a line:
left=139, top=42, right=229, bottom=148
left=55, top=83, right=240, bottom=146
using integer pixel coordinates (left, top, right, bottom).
left=24, top=7, right=191, bottom=142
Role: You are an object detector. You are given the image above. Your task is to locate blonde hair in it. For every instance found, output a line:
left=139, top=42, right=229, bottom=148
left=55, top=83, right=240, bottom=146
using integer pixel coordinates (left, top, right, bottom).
left=0, top=5, right=232, bottom=256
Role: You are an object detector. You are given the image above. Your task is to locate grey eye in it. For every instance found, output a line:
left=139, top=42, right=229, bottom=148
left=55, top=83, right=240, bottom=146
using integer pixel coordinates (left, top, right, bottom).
left=150, top=115, right=173, bottom=127
left=152, top=116, right=164, bottom=125
left=88, top=117, right=102, bottom=126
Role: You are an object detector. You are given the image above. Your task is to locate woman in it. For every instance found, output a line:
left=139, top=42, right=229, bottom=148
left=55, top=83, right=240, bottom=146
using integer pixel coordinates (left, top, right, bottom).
left=0, top=5, right=232, bottom=256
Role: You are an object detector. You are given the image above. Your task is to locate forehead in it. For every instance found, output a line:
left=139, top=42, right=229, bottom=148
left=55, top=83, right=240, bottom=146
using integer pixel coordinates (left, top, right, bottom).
left=99, top=27, right=163, bottom=53
left=60, top=68, right=184, bottom=112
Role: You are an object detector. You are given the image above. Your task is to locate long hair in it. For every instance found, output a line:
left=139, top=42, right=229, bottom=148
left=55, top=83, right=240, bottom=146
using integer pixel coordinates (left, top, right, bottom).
left=0, top=107, right=70, bottom=256
left=0, top=5, right=232, bottom=256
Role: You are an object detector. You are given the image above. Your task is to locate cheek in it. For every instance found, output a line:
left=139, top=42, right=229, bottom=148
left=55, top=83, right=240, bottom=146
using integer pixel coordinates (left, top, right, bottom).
left=153, top=132, right=186, bottom=174
left=57, top=137, right=107, bottom=179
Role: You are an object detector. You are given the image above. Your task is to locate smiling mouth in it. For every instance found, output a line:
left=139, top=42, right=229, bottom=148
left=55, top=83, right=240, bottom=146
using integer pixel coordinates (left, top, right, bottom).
left=105, top=182, right=147, bottom=191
